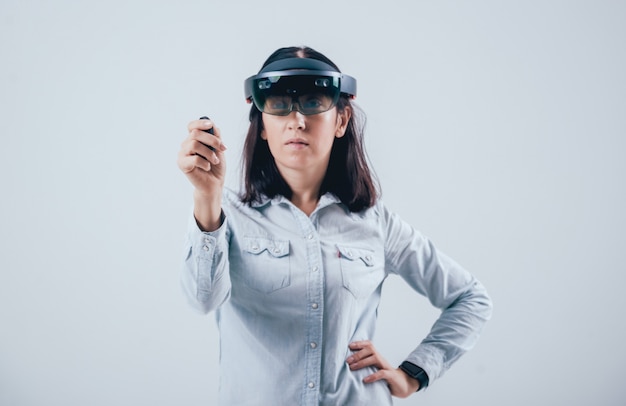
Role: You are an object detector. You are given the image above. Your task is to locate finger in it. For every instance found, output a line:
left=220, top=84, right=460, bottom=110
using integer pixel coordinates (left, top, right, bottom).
left=346, top=344, right=374, bottom=364
left=188, top=119, right=227, bottom=151
left=191, top=140, right=221, bottom=165
left=373, top=369, right=418, bottom=398
left=348, top=353, right=381, bottom=370
left=346, top=349, right=373, bottom=364
left=348, top=340, right=373, bottom=352
left=187, top=118, right=215, bottom=133
left=363, top=369, right=390, bottom=384
left=190, top=120, right=227, bottom=150
left=181, top=139, right=221, bottom=165
left=348, top=340, right=375, bottom=352
left=178, top=154, right=211, bottom=173
left=178, top=144, right=213, bottom=170
left=190, top=129, right=227, bottom=153
left=347, top=341, right=393, bottom=371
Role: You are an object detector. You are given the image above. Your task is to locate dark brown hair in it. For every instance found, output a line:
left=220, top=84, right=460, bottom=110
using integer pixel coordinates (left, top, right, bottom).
left=241, top=46, right=379, bottom=212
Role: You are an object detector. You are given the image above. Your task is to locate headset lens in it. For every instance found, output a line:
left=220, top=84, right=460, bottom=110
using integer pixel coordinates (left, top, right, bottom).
left=251, top=75, right=341, bottom=116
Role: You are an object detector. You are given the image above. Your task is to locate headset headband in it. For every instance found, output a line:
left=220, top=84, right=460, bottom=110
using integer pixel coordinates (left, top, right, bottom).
left=260, top=57, right=338, bottom=73
left=244, top=58, right=357, bottom=100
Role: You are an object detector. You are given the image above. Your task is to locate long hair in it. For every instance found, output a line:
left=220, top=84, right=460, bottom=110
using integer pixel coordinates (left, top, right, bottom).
left=241, top=46, right=379, bottom=212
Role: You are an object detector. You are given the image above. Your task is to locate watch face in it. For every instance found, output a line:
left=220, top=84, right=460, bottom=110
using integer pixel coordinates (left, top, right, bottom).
left=401, top=362, right=421, bottom=376
left=400, top=362, right=429, bottom=389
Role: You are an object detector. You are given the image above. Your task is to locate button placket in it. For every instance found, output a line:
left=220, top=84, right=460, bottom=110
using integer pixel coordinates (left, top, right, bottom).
left=306, top=230, right=322, bottom=401
left=290, top=210, right=322, bottom=404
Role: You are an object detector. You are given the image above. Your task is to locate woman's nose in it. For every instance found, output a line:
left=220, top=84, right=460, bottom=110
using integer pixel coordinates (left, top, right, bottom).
left=286, top=109, right=306, bottom=130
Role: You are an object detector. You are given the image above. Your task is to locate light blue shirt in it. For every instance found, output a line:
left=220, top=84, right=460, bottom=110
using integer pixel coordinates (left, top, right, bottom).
left=181, top=189, right=492, bottom=405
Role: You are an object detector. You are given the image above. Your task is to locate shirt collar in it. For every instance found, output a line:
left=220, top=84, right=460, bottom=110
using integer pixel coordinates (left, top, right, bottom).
left=250, top=193, right=342, bottom=211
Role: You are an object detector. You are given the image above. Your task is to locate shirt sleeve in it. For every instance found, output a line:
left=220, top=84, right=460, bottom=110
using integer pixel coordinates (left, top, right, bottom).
left=180, top=210, right=231, bottom=314
left=380, top=202, right=493, bottom=382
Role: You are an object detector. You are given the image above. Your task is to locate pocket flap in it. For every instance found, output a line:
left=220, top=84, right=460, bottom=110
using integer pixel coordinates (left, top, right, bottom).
left=336, top=244, right=375, bottom=267
left=245, top=237, right=290, bottom=258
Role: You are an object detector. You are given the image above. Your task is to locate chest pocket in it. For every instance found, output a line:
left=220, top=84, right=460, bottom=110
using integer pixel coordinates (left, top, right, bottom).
left=336, top=244, right=382, bottom=299
left=241, top=236, right=291, bottom=294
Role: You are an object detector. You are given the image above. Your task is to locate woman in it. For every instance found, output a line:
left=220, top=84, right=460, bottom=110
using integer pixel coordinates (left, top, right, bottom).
left=177, top=46, right=492, bottom=405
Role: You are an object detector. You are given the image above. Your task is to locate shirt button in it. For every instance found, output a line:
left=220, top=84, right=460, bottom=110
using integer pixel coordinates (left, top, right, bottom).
left=204, top=238, right=210, bottom=244
left=307, top=233, right=314, bottom=240
left=251, top=245, right=259, bottom=251
left=273, top=247, right=281, bottom=254
left=310, top=342, right=317, bottom=349
left=202, top=245, right=209, bottom=251
left=312, top=266, right=319, bottom=272
left=311, top=303, right=318, bottom=309
left=308, top=382, right=315, bottom=388
left=365, top=255, right=372, bottom=261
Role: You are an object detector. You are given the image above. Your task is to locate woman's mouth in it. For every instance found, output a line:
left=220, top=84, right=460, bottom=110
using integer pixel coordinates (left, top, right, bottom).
left=286, top=138, right=309, bottom=147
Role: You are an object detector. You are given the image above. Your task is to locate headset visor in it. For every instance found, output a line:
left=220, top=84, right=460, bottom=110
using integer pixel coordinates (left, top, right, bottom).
left=249, top=72, right=342, bottom=116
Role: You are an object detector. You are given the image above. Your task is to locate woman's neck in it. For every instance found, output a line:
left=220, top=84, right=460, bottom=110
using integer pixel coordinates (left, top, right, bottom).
left=279, top=166, right=325, bottom=216
left=290, top=188, right=320, bottom=216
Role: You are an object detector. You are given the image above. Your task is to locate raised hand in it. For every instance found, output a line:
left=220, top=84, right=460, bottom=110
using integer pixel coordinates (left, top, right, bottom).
left=177, top=118, right=227, bottom=231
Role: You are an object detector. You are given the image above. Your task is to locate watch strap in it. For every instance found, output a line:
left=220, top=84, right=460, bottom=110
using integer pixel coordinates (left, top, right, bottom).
left=399, top=361, right=429, bottom=392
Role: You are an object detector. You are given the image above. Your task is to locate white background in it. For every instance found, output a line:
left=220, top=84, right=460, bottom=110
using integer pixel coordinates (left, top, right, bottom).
left=1, top=1, right=624, bottom=405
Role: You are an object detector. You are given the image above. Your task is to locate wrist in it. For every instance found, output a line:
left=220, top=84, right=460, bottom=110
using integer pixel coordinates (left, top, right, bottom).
left=398, top=361, right=429, bottom=392
left=193, top=189, right=223, bottom=232
left=397, top=368, right=421, bottom=392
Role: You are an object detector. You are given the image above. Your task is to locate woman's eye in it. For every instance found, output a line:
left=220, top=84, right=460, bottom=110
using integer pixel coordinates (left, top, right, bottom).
left=267, top=97, right=290, bottom=109
left=301, top=97, right=323, bottom=108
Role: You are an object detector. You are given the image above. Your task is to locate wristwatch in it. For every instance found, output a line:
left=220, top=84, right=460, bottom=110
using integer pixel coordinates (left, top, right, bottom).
left=398, top=361, right=429, bottom=392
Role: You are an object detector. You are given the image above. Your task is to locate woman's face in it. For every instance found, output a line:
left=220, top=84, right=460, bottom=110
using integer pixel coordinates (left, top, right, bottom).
left=261, top=106, right=351, bottom=179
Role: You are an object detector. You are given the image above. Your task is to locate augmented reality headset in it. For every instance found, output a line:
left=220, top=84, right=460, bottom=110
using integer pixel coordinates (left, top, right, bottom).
left=244, top=58, right=357, bottom=116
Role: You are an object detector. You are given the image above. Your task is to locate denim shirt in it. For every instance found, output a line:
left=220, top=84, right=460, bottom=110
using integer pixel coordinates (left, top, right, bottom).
left=181, top=189, right=492, bottom=406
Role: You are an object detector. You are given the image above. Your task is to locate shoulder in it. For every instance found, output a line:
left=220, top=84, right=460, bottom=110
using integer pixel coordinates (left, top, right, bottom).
left=222, top=187, right=242, bottom=208
left=368, top=199, right=423, bottom=240
left=221, top=187, right=267, bottom=221
left=360, top=198, right=391, bottom=222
